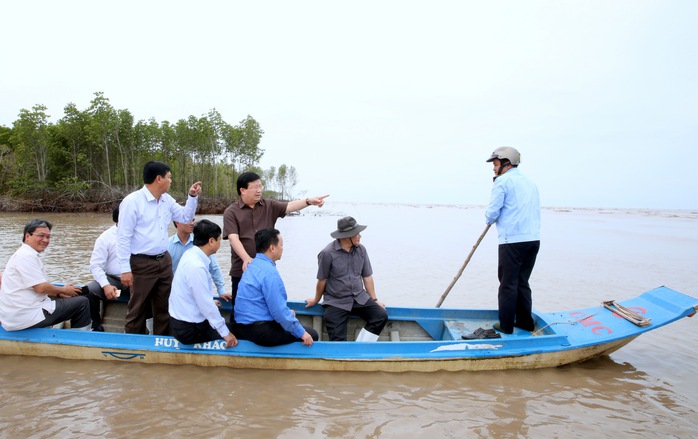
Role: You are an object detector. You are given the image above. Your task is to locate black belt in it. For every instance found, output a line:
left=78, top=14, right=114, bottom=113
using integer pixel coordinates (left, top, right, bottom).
left=132, top=252, right=167, bottom=260
left=241, top=321, right=273, bottom=327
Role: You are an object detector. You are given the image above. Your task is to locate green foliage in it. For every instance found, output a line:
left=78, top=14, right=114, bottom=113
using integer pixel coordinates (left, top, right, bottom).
left=0, top=125, right=14, bottom=191
left=54, top=102, right=89, bottom=180
left=12, top=105, right=51, bottom=182
left=7, top=175, right=51, bottom=196
left=55, top=176, right=90, bottom=200
left=262, top=163, right=298, bottom=200
left=1, top=92, right=296, bottom=204
left=0, top=125, right=12, bottom=145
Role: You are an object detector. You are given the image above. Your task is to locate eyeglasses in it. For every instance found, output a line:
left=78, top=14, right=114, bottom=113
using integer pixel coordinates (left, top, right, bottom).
left=247, top=185, right=264, bottom=191
left=32, top=233, right=51, bottom=240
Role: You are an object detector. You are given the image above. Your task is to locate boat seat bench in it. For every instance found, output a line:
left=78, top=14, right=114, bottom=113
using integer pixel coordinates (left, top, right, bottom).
left=104, top=295, right=407, bottom=341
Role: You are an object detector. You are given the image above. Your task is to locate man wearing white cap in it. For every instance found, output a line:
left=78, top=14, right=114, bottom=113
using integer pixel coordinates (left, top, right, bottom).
left=485, top=146, right=541, bottom=335
left=306, top=216, right=388, bottom=342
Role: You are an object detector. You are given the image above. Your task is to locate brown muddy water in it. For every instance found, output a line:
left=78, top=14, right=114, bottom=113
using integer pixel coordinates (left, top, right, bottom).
left=0, top=203, right=696, bottom=438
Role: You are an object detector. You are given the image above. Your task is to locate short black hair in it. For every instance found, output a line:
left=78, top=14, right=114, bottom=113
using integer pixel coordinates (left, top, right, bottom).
left=143, top=161, right=170, bottom=184
left=255, top=228, right=280, bottom=253
left=193, top=219, right=221, bottom=247
left=236, top=171, right=261, bottom=196
left=112, top=205, right=120, bottom=223
left=23, top=219, right=53, bottom=242
left=173, top=218, right=195, bottom=228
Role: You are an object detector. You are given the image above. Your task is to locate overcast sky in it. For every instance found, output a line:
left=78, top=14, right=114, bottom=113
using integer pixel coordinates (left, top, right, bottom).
left=2, top=1, right=696, bottom=209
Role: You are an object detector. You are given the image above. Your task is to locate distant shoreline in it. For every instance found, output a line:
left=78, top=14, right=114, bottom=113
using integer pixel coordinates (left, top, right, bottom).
left=0, top=195, right=231, bottom=215
left=0, top=195, right=695, bottom=217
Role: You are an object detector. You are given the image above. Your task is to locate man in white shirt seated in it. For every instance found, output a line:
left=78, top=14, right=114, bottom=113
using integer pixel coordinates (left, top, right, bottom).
left=168, top=220, right=238, bottom=347
left=0, top=219, right=91, bottom=331
left=168, top=218, right=229, bottom=301
left=84, top=206, right=131, bottom=331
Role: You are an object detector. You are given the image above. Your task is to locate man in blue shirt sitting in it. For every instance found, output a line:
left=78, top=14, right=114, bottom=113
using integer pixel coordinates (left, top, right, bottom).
left=234, top=228, right=318, bottom=347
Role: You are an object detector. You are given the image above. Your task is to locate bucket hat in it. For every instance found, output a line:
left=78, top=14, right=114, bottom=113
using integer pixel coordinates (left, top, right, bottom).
left=330, top=216, right=367, bottom=239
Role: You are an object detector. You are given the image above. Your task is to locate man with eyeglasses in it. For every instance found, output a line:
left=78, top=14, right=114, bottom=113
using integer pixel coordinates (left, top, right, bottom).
left=0, top=219, right=92, bottom=331
left=222, top=171, right=328, bottom=323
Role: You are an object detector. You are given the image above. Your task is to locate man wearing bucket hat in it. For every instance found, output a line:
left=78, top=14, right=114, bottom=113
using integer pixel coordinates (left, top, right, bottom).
left=305, top=216, right=388, bottom=342
left=485, top=146, right=541, bottom=335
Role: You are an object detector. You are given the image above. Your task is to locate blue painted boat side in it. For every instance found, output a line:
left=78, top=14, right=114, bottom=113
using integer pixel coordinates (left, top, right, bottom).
left=0, top=327, right=572, bottom=360
left=541, top=286, right=697, bottom=349
left=0, top=286, right=695, bottom=364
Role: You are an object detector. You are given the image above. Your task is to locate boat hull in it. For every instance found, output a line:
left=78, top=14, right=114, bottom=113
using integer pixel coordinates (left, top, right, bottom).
left=0, top=336, right=637, bottom=372
left=0, top=286, right=695, bottom=372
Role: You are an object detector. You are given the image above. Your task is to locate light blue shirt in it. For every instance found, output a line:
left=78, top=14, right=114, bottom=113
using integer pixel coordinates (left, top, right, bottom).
left=117, top=186, right=197, bottom=273
left=485, top=168, right=541, bottom=244
left=168, top=233, right=226, bottom=296
left=168, top=246, right=230, bottom=338
left=234, top=253, right=305, bottom=338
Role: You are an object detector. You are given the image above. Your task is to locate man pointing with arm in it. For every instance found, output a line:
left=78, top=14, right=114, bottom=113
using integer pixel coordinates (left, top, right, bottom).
left=222, top=171, right=328, bottom=323
left=117, top=161, right=201, bottom=335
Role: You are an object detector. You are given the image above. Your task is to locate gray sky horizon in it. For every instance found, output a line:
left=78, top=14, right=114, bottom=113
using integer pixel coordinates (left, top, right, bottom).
left=2, top=1, right=696, bottom=210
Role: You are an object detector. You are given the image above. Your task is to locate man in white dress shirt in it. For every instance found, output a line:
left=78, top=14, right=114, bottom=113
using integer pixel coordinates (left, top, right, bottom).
left=169, top=219, right=238, bottom=347
left=168, top=218, right=228, bottom=299
left=84, top=205, right=131, bottom=331
left=117, top=161, right=202, bottom=335
left=0, top=219, right=91, bottom=331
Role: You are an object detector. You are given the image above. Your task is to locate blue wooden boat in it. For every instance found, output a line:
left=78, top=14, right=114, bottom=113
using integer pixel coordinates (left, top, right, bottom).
left=0, top=286, right=695, bottom=372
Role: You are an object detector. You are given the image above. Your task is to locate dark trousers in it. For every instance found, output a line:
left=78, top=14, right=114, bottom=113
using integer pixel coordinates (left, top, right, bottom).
left=497, top=241, right=540, bottom=333
left=170, top=317, right=234, bottom=345
left=235, top=321, right=319, bottom=347
left=125, top=253, right=173, bottom=335
left=28, top=296, right=92, bottom=329
left=85, top=274, right=130, bottom=330
left=323, top=298, right=388, bottom=341
left=229, top=276, right=241, bottom=324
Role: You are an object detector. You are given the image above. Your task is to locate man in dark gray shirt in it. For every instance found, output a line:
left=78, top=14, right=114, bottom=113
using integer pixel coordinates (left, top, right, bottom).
left=305, top=217, right=388, bottom=341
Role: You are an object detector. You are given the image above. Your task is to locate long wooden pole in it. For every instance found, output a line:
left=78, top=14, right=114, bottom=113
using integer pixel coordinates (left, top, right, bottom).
left=435, top=224, right=492, bottom=308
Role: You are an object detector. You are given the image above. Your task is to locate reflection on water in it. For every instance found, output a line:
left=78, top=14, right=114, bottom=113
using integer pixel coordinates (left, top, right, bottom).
left=0, top=355, right=695, bottom=438
left=1, top=204, right=697, bottom=437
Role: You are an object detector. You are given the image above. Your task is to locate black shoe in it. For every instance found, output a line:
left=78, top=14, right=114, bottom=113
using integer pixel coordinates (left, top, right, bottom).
left=92, top=325, right=105, bottom=332
left=462, top=328, right=486, bottom=340
left=493, top=322, right=513, bottom=335
left=462, top=327, right=501, bottom=340
left=514, top=322, right=535, bottom=332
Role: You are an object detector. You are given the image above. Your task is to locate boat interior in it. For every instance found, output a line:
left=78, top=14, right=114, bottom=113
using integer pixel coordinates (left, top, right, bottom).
left=100, top=295, right=549, bottom=342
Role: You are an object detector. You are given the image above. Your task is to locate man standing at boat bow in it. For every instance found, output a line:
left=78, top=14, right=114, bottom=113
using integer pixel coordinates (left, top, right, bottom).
left=485, top=147, right=541, bottom=335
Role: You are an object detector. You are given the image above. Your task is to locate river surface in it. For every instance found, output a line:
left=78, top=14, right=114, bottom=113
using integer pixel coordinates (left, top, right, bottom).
left=0, top=203, right=697, bottom=438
